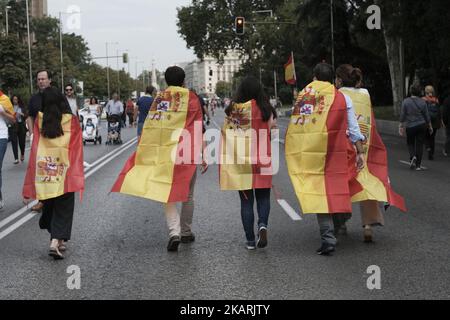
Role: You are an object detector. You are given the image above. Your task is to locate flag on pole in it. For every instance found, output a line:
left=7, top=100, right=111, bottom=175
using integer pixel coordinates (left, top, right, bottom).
left=284, top=52, right=297, bottom=85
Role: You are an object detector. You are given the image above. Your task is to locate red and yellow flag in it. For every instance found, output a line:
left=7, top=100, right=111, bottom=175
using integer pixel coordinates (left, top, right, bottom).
left=23, top=112, right=84, bottom=200
left=285, top=81, right=362, bottom=214
left=220, top=100, right=272, bottom=191
left=112, top=86, right=203, bottom=203
left=285, top=53, right=297, bottom=85
left=340, top=88, right=406, bottom=211
left=0, top=91, right=14, bottom=115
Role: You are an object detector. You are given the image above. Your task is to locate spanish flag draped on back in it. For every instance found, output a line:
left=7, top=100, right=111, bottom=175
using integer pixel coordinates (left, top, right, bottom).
left=112, top=87, right=203, bottom=203
left=220, top=100, right=272, bottom=191
left=23, top=113, right=84, bottom=200
left=285, top=81, right=362, bottom=214
left=340, top=88, right=406, bottom=211
left=0, top=91, right=14, bottom=115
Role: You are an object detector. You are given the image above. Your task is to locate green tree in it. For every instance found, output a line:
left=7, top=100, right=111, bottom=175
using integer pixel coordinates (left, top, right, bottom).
left=215, top=81, right=232, bottom=98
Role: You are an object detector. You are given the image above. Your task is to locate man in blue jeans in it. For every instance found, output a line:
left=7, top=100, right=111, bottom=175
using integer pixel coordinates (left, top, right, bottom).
left=134, top=86, right=155, bottom=137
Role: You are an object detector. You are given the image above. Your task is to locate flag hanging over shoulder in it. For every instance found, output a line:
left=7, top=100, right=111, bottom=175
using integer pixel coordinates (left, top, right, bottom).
left=23, top=113, right=84, bottom=201
left=284, top=52, right=297, bottom=85
left=285, top=81, right=362, bottom=214
left=0, top=91, right=14, bottom=115
left=111, top=86, right=203, bottom=204
left=340, top=88, right=406, bottom=212
left=220, top=100, right=272, bottom=191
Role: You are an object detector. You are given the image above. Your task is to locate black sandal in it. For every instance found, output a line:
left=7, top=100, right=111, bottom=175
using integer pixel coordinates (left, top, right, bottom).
left=49, top=247, right=64, bottom=260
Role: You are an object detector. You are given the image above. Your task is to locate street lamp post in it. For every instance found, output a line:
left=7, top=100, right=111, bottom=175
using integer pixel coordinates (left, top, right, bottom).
left=25, top=0, right=33, bottom=95
left=58, top=12, right=64, bottom=91
left=106, top=42, right=118, bottom=99
left=117, top=49, right=128, bottom=99
left=135, top=61, right=144, bottom=97
left=330, top=0, right=335, bottom=70
left=5, top=6, right=11, bottom=36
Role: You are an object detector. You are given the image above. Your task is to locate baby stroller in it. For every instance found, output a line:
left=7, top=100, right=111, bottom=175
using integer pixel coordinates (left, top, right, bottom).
left=106, top=114, right=123, bottom=145
left=82, top=113, right=102, bottom=145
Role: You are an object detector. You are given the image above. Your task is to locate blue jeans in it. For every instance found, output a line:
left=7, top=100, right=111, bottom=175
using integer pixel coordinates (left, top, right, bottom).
left=239, top=189, right=271, bottom=244
left=137, top=122, right=144, bottom=137
left=0, top=139, right=8, bottom=200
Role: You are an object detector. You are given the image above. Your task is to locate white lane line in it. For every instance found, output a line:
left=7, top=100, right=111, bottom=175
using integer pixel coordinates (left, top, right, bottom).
left=0, top=138, right=138, bottom=240
left=0, top=213, right=37, bottom=240
left=84, top=161, right=92, bottom=168
left=0, top=202, right=38, bottom=230
left=85, top=137, right=137, bottom=172
left=399, top=160, right=428, bottom=170
left=212, top=119, right=221, bottom=130
left=277, top=199, right=303, bottom=221
left=85, top=140, right=137, bottom=178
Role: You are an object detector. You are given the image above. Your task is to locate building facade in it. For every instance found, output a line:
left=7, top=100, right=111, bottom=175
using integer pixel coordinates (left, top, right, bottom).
left=181, top=50, right=244, bottom=97
left=31, top=0, right=47, bottom=18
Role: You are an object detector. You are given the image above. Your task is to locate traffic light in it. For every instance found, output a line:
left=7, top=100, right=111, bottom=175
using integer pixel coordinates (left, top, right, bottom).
left=123, top=53, right=128, bottom=64
left=235, top=17, right=245, bottom=35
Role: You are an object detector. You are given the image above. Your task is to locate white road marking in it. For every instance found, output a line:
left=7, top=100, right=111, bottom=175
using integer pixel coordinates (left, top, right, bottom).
left=277, top=199, right=303, bottom=221
left=399, top=160, right=428, bottom=170
left=0, top=138, right=138, bottom=241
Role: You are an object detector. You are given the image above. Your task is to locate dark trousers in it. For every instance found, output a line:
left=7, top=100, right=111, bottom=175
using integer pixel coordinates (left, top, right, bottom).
left=127, top=113, right=134, bottom=126
left=425, top=127, right=439, bottom=157
left=239, top=189, right=271, bottom=244
left=9, top=123, right=27, bottom=160
left=445, top=127, right=450, bottom=154
left=406, top=124, right=427, bottom=167
left=39, top=193, right=75, bottom=241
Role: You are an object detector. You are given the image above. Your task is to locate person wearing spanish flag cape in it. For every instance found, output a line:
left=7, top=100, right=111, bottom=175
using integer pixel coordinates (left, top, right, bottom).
left=285, top=63, right=367, bottom=256
left=112, top=66, right=208, bottom=252
left=335, top=64, right=406, bottom=243
left=0, top=91, right=17, bottom=211
left=22, top=87, right=85, bottom=260
left=220, top=76, right=277, bottom=250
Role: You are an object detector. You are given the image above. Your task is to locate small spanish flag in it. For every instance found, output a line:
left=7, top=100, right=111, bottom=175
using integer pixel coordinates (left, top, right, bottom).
left=284, top=52, right=297, bottom=85
left=0, top=91, right=14, bottom=115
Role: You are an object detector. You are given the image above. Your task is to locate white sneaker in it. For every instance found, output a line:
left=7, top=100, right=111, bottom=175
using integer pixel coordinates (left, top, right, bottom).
left=444, top=150, right=449, bottom=157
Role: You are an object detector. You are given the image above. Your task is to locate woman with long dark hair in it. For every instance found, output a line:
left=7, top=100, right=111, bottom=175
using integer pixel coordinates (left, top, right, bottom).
left=23, top=87, right=84, bottom=260
left=222, top=76, right=277, bottom=250
left=8, top=95, right=28, bottom=164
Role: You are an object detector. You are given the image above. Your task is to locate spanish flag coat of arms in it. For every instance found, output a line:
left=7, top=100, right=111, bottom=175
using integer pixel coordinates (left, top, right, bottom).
left=340, top=88, right=406, bottom=211
left=112, top=87, right=203, bottom=203
left=285, top=81, right=362, bottom=214
left=23, top=113, right=85, bottom=201
left=220, top=100, right=273, bottom=191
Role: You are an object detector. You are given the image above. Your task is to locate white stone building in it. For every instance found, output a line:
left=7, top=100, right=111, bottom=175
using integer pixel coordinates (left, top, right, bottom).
left=181, top=50, right=244, bottom=97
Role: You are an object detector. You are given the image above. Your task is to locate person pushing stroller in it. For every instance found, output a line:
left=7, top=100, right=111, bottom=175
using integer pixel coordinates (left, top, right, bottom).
left=105, top=93, right=124, bottom=145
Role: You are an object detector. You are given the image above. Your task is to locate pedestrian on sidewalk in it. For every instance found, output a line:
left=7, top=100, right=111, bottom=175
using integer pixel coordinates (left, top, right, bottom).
left=220, top=76, right=277, bottom=250
left=423, top=85, right=442, bottom=160
left=443, top=93, right=450, bottom=157
left=112, top=66, right=208, bottom=252
left=0, top=92, right=17, bottom=211
left=399, top=83, right=433, bottom=170
left=23, top=87, right=84, bottom=260
left=134, top=86, right=155, bottom=137
left=126, top=99, right=135, bottom=127
left=8, top=95, right=28, bottom=164
left=285, top=63, right=366, bottom=256
left=336, top=64, right=406, bottom=243
left=27, top=69, right=53, bottom=213
left=65, top=83, right=79, bottom=116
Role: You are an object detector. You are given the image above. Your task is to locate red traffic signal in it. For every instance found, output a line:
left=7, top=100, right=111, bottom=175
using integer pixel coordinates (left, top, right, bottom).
left=235, top=17, right=245, bottom=35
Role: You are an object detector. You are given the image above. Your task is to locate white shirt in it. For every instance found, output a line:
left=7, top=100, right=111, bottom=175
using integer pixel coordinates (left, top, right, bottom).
left=67, top=97, right=78, bottom=116
left=0, top=106, right=8, bottom=139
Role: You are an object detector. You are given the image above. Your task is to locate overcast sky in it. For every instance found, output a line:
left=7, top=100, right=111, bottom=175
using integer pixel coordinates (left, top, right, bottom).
left=47, top=0, right=195, bottom=76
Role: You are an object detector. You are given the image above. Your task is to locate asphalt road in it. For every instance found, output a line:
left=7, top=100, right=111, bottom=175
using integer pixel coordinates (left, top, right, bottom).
left=0, top=111, right=449, bottom=300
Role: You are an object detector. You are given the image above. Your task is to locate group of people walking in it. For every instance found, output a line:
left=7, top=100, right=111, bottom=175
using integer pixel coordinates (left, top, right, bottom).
left=7, top=60, right=442, bottom=261
left=400, top=84, right=449, bottom=170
